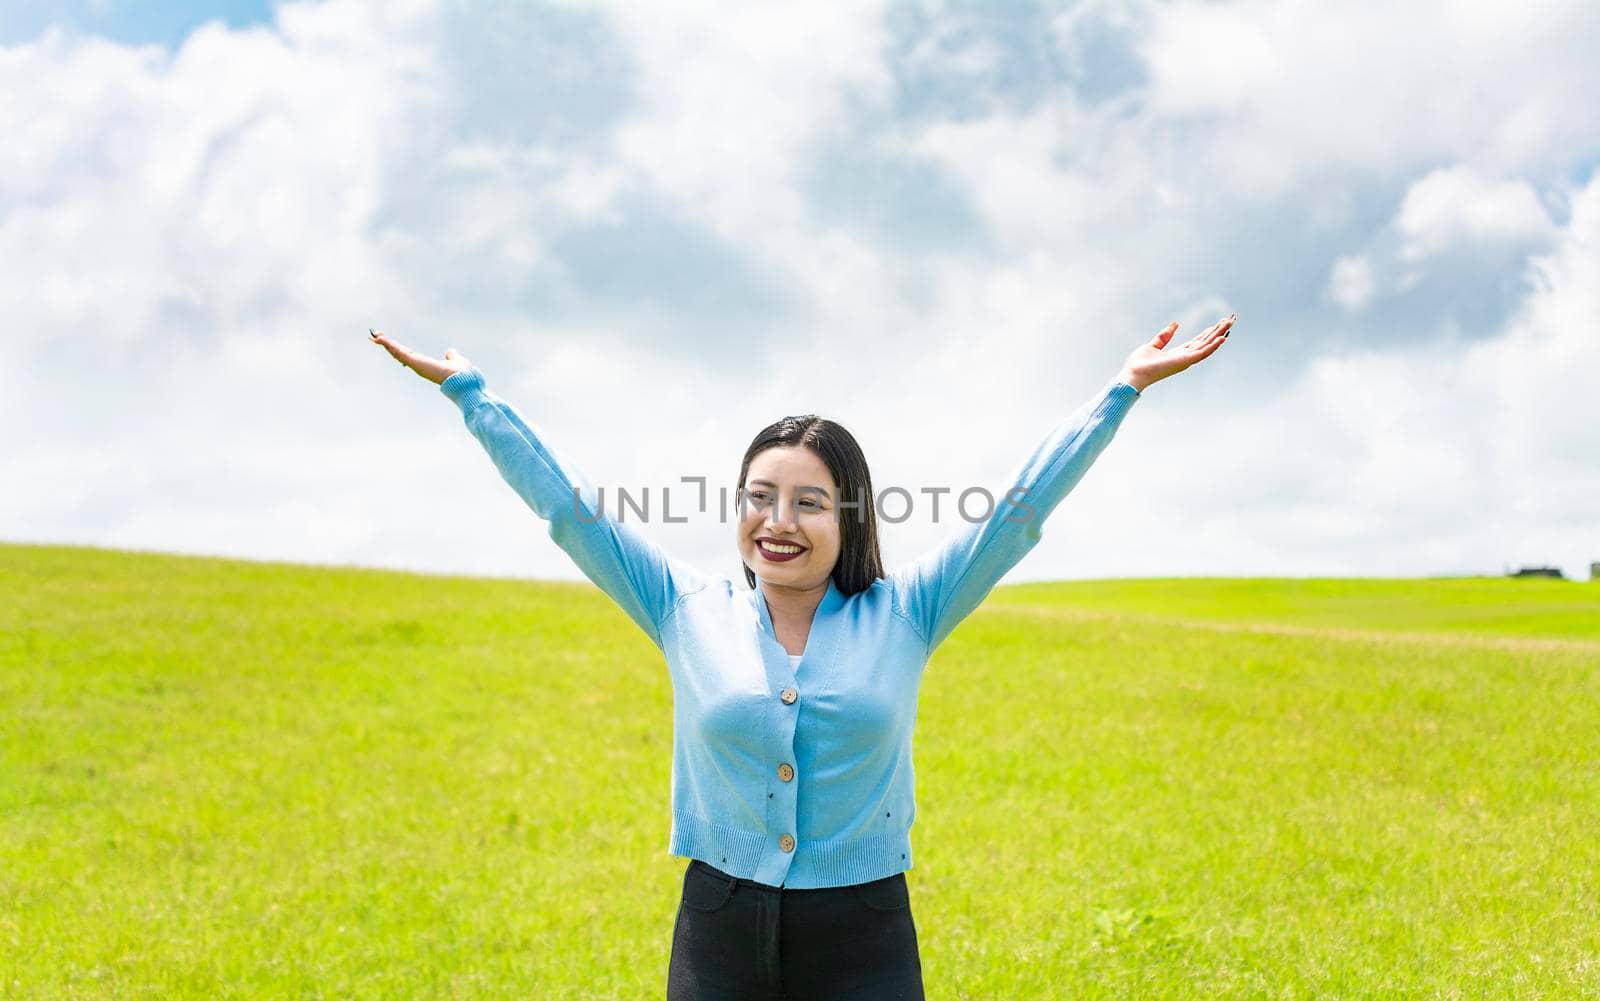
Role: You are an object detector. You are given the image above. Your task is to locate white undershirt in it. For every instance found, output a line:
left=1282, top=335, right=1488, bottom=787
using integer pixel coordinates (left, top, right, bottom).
left=788, top=654, right=802, bottom=669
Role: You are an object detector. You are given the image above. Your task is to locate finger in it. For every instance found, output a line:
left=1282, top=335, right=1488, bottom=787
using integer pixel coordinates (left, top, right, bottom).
left=386, top=344, right=426, bottom=371
left=1208, top=316, right=1235, bottom=346
left=1181, top=323, right=1217, bottom=350
left=374, top=335, right=418, bottom=365
left=1193, top=324, right=1231, bottom=357
left=1152, top=322, right=1178, bottom=347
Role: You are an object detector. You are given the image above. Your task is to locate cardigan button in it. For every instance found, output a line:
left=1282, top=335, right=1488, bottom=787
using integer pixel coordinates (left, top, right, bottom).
left=780, top=687, right=798, bottom=704
left=780, top=833, right=795, bottom=852
left=777, top=762, right=794, bottom=782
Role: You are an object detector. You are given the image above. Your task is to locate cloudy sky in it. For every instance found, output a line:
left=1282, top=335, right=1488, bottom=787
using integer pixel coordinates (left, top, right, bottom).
left=4, top=0, right=1597, bottom=586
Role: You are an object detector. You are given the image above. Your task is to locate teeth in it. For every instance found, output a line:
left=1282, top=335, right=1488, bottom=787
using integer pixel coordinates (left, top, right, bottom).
left=760, top=541, right=803, bottom=554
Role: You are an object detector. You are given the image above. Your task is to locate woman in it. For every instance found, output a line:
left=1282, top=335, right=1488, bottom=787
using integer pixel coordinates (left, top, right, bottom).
left=370, top=314, right=1233, bottom=1000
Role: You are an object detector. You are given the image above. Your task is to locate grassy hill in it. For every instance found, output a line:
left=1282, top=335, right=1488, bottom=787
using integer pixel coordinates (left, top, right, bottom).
left=3, top=542, right=1597, bottom=998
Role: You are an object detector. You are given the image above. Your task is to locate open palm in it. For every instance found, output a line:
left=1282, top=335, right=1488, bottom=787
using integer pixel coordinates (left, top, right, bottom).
left=368, top=329, right=472, bottom=385
left=1119, top=313, right=1234, bottom=392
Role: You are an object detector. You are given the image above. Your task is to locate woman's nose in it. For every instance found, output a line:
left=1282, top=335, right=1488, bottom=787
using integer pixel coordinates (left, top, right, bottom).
left=766, top=498, right=798, bottom=530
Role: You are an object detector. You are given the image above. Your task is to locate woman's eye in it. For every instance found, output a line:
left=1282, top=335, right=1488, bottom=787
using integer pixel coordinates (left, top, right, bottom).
left=743, top=490, right=822, bottom=510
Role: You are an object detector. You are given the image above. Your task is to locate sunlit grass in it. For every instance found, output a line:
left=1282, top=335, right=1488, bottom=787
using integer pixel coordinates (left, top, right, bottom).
left=3, top=542, right=1597, bottom=998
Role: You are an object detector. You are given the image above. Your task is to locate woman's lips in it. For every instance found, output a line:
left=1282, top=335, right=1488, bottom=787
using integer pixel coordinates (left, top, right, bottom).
left=756, top=539, right=806, bottom=562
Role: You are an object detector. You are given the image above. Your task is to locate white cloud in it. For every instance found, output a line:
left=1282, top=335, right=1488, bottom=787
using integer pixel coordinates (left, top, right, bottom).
left=1, top=0, right=1597, bottom=586
left=0, top=4, right=436, bottom=356
left=1326, top=254, right=1376, bottom=311
left=1104, top=170, right=1600, bottom=581
left=603, top=2, right=893, bottom=241
left=1139, top=0, right=1600, bottom=193
left=907, top=105, right=1111, bottom=251
left=1394, top=165, right=1556, bottom=262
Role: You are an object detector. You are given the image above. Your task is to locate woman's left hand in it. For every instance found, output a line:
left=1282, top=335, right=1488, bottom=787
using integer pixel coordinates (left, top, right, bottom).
left=1117, top=313, right=1234, bottom=393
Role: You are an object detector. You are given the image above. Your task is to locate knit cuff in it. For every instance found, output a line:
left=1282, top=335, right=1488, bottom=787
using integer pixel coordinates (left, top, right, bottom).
left=1105, top=377, right=1142, bottom=408
left=440, top=368, right=488, bottom=412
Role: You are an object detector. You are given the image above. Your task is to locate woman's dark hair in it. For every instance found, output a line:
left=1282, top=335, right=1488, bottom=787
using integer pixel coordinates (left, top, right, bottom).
left=736, top=415, right=884, bottom=597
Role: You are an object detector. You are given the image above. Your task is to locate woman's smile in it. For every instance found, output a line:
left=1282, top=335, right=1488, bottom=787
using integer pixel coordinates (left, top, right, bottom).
left=756, top=537, right=808, bottom=562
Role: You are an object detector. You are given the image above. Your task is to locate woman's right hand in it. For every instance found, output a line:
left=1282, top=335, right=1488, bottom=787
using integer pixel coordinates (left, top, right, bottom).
left=368, top=329, right=473, bottom=385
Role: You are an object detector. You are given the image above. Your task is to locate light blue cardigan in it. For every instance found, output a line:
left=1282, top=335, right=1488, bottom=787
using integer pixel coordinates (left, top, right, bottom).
left=440, top=368, right=1141, bottom=888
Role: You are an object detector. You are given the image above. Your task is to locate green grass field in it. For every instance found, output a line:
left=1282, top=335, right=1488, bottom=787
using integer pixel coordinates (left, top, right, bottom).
left=3, top=541, right=1597, bottom=999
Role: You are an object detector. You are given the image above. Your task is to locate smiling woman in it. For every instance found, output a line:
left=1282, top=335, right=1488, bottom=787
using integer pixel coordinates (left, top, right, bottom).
left=733, top=415, right=883, bottom=658
left=368, top=313, right=1232, bottom=999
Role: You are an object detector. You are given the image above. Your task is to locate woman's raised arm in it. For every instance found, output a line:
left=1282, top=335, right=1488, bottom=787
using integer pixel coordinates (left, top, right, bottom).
left=888, top=314, right=1233, bottom=656
left=370, top=330, right=705, bottom=651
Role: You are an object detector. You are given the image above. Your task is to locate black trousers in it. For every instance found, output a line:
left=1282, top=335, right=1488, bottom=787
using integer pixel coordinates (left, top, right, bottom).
left=667, top=858, right=926, bottom=1000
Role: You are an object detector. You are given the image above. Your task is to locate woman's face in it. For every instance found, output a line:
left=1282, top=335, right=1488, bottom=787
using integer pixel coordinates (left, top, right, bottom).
left=737, top=445, right=841, bottom=592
